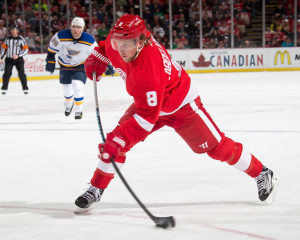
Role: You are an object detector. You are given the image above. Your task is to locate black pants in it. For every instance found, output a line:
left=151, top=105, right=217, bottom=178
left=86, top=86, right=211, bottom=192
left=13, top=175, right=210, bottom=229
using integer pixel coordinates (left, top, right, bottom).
left=1, top=57, right=28, bottom=91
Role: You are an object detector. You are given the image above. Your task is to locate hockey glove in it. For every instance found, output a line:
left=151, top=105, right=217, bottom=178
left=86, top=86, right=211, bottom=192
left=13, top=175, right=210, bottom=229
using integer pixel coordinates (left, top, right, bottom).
left=105, top=64, right=115, bottom=76
left=85, top=47, right=110, bottom=81
left=98, top=132, right=127, bottom=163
left=45, top=52, right=56, bottom=74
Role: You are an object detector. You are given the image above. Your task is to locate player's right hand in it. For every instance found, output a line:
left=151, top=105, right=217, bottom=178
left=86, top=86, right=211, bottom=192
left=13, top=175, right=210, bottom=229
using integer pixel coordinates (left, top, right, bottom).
left=45, top=59, right=56, bottom=74
left=84, top=47, right=110, bottom=81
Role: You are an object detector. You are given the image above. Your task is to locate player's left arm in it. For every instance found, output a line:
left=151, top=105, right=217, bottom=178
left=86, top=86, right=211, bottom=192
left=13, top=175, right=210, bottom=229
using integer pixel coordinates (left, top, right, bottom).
left=18, top=36, right=28, bottom=57
left=115, top=67, right=165, bottom=150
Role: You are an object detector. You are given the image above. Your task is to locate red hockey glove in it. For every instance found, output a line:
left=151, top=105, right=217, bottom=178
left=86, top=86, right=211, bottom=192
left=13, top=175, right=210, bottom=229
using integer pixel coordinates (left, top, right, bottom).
left=84, top=47, right=110, bottom=81
left=98, top=132, right=127, bottom=163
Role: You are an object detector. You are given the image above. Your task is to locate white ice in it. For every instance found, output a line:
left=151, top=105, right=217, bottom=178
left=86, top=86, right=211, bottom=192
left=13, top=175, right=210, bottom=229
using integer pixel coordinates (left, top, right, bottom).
left=0, top=71, right=299, bottom=240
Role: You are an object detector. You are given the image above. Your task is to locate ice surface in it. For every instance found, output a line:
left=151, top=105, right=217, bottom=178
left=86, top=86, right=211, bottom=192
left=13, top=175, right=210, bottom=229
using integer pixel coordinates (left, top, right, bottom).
left=1, top=71, right=300, bottom=240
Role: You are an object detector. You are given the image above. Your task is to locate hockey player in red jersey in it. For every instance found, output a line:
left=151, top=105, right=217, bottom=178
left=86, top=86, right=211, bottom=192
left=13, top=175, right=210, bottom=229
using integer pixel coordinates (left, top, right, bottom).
left=74, top=14, right=278, bottom=213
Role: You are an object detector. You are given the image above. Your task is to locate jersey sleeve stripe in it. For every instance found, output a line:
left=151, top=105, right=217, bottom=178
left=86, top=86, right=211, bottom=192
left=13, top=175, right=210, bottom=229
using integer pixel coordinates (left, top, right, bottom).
left=133, top=114, right=154, bottom=132
left=2, top=43, right=8, bottom=49
left=48, top=47, right=58, bottom=53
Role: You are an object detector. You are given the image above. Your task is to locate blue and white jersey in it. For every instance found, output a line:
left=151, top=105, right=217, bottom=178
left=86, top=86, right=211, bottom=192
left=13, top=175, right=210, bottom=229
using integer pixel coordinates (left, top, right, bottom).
left=48, top=29, right=97, bottom=67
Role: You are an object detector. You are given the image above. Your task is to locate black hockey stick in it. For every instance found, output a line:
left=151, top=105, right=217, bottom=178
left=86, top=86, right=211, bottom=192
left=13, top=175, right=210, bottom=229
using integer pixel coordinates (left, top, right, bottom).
left=55, top=67, right=85, bottom=71
left=92, top=71, right=175, bottom=229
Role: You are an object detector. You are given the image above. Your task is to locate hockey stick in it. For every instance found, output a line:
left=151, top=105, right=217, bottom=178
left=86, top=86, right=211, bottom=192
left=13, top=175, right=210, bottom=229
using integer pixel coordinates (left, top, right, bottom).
left=92, top=71, right=175, bottom=229
left=55, top=67, right=84, bottom=71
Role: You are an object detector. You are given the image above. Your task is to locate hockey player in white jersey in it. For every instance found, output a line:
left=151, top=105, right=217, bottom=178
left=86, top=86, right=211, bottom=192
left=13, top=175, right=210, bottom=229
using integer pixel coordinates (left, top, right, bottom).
left=45, top=17, right=114, bottom=119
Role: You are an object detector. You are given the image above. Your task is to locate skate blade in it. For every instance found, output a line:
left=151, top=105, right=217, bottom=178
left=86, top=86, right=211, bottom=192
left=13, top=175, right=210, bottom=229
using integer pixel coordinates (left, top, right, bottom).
left=74, top=206, right=94, bottom=214
left=264, top=175, right=279, bottom=205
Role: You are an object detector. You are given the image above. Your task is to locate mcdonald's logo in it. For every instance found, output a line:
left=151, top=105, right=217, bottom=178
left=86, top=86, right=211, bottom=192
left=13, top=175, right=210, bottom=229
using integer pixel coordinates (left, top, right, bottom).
left=274, top=50, right=291, bottom=65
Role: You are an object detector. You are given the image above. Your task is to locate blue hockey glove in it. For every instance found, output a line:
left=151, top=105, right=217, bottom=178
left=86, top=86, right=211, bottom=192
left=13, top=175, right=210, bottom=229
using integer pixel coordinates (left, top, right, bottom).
left=45, top=53, right=56, bottom=74
left=105, top=64, right=115, bottom=76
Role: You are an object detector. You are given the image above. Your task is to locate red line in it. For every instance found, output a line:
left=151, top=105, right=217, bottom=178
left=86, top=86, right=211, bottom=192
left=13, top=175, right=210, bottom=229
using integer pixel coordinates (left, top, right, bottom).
left=200, top=223, right=278, bottom=240
left=0, top=205, right=278, bottom=239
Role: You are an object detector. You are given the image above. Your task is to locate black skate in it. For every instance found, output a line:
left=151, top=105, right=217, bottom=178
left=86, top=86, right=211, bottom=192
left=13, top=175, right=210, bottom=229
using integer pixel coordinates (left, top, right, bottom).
left=65, top=102, right=74, bottom=116
left=74, top=186, right=104, bottom=214
left=75, top=112, right=82, bottom=120
left=255, top=166, right=279, bottom=204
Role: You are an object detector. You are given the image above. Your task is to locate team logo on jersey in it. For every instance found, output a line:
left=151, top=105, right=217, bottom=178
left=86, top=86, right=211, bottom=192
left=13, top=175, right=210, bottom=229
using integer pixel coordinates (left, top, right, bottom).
left=66, top=48, right=81, bottom=59
left=116, top=68, right=127, bottom=82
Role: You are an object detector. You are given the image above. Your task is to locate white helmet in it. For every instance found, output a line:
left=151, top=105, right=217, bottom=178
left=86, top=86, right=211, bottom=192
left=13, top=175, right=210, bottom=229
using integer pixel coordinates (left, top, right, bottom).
left=71, top=17, right=85, bottom=28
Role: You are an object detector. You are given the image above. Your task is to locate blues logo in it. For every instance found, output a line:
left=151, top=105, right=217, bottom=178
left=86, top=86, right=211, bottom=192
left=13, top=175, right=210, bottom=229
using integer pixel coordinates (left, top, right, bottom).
left=66, top=48, right=81, bottom=59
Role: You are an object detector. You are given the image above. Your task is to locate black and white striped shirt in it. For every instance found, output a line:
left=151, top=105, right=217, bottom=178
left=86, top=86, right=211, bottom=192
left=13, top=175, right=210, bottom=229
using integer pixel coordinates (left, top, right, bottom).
left=0, top=35, right=28, bottom=59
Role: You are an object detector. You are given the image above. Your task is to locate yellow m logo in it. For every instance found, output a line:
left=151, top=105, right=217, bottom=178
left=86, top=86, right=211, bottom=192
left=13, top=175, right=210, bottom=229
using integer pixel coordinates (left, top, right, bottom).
left=274, top=50, right=291, bottom=65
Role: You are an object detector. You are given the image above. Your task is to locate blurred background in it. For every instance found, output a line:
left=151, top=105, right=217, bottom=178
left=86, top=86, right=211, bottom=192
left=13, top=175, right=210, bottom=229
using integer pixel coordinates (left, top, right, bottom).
left=1, top=0, right=300, bottom=54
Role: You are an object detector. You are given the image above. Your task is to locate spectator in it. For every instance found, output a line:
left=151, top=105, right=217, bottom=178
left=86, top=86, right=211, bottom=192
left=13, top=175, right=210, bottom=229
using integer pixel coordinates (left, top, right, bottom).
left=203, top=22, right=216, bottom=38
left=91, top=14, right=101, bottom=29
left=143, top=7, right=153, bottom=24
left=223, top=36, right=230, bottom=48
left=281, top=36, right=293, bottom=47
left=51, top=5, right=63, bottom=21
left=265, top=26, right=275, bottom=47
left=208, top=38, right=217, bottom=48
left=9, top=13, right=24, bottom=32
left=0, top=20, right=7, bottom=41
left=240, top=39, right=256, bottom=48
left=153, top=23, right=165, bottom=38
left=76, top=6, right=90, bottom=24
left=25, top=31, right=39, bottom=53
left=98, top=23, right=109, bottom=41
left=218, top=21, right=229, bottom=37
left=51, top=15, right=63, bottom=35
left=218, top=40, right=225, bottom=49
left=189, top=0, right=199, bottom=19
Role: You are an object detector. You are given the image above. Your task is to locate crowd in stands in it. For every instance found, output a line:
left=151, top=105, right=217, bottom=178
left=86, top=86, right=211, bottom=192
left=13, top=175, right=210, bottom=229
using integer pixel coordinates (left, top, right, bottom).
left=265, top=1, right=300, bottom=47
left=0, top=0, right=300, bottom=54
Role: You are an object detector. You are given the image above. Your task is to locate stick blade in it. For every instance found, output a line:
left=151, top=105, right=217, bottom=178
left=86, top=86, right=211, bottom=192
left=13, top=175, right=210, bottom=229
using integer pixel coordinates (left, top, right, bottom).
left=155, top=216, right=176, bottom=229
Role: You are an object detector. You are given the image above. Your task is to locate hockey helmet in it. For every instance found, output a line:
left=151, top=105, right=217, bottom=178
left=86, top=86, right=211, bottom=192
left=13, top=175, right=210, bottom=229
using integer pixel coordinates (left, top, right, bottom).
left=111, top=14, right=146, bottom=40
left=111, top=14, right=149, bottom=51
left=71, top=17, right=85, bottom=28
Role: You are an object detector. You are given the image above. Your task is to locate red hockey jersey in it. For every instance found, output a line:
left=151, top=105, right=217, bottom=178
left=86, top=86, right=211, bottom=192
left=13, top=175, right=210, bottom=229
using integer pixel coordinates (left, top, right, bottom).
left=100, top=34, right=193, bottom=149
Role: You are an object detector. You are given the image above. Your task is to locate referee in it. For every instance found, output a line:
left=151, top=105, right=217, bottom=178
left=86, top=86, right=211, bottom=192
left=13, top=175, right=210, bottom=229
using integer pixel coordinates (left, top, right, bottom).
left=0, top=26, right=29, bottom=95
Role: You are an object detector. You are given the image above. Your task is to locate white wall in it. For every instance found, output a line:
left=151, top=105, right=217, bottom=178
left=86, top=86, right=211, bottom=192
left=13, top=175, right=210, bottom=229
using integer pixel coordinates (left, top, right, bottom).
left=1, top=47, right=299, bottom=81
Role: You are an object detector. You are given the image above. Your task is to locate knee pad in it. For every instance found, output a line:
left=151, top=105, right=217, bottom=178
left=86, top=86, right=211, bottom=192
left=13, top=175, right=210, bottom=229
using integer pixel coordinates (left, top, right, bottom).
left=62, top=84, right=73, bottom=98
left=207, top=137, right=242, bottom=165
left=72, top=80, right=84, bottom=98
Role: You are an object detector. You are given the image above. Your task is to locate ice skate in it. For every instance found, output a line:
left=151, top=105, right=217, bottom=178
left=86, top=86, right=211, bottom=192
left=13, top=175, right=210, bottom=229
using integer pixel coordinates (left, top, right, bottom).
left=74, top=186, right=104, bottom=214
left=75, top=112, right=82, bottom=120
left=65, top=102, right=74, bottom=116
left=2, top=90, right=7, bottom=95
left=23, top=90, right=28, bottom=95
left=255, top=166, right=279, bottom=204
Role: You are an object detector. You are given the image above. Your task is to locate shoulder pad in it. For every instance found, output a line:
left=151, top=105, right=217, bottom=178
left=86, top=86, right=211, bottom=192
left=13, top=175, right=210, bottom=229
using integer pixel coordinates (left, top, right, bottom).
left=57, top=29, right=72, bottom=40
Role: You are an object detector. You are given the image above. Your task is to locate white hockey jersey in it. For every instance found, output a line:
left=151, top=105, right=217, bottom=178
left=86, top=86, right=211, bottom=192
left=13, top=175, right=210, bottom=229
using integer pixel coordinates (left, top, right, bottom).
left=48, top=29, right=97, bottom=67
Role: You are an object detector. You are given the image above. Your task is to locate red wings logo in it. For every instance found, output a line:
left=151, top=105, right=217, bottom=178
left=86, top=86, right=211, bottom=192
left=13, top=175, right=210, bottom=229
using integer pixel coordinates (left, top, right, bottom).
left=192, top=54, right=211, bottom=67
